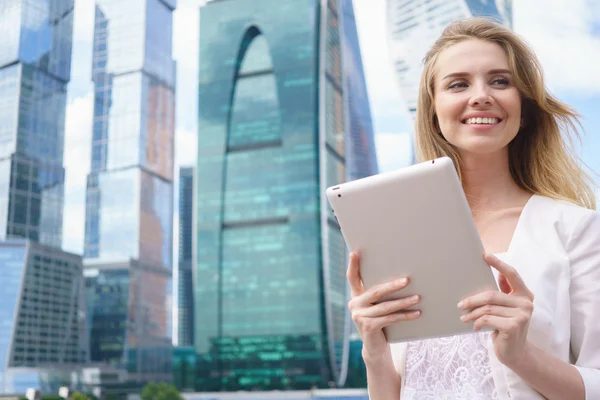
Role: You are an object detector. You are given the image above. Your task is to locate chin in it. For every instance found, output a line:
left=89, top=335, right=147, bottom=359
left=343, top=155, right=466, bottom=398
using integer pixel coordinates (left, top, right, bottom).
left=455, top=139, right=508, bottom=156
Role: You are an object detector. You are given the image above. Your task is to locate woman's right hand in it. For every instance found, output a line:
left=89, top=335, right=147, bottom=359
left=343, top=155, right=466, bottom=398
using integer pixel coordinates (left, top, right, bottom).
left=347, top=252, right=422, bottom=361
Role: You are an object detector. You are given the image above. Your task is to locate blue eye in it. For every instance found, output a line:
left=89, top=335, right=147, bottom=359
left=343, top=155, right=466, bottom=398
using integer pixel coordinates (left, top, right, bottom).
left=448, top=81, right=468, bottom=89
left=491, top=77, right=510, bottom=85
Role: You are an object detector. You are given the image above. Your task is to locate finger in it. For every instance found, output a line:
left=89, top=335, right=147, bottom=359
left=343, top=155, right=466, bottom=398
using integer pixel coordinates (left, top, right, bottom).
left=346, top=252, right=365, bottom=297
left=357, top=295, right=421, bottom=318
left=362, top=277, right=410, bottom=305
left=484, top=253, right=532, bottom=298
left=473, top=314, right=515, bottom=332
left=458, top=290, right=524, bottom=310
left=460, top=304, right=516, bottom=323
left=497, top=274, right=512, bottom=294
left=361, top=310, right=422, bottom=333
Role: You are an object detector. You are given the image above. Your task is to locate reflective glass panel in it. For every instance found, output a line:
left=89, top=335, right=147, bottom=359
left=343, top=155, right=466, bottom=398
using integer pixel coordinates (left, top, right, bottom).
left=0, top=243, right=26, bottom=368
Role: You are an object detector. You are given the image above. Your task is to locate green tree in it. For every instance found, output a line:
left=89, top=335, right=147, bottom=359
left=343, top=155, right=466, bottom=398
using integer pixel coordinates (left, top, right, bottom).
left=70, top=393, right=90, bottom=400
left=140, top=382, right=183, bottom=400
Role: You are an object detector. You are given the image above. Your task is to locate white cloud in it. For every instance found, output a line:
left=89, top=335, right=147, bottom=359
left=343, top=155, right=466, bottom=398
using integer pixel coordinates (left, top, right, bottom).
left=173, top=1, right=203, bottom=133
left=73, top=0, right=95, bottom=42
left=62, top=93, right=94, bottom=254
left=353, top=0, right=411, bottom=131
left=375, top=132, right=413, bottom=173
left=61, top=0, right=95, bottom=254
left=513, top=0, right=600, bottom=95
left=69, top=0, right=94, bottom=97
left=176, top=127, right=197, bottom=167
left=171, top=3, right=199, bottom=295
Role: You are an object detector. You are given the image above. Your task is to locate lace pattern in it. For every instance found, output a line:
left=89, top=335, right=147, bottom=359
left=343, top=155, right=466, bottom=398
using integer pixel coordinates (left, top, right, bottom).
left=403, top=332, right=498, bottom=400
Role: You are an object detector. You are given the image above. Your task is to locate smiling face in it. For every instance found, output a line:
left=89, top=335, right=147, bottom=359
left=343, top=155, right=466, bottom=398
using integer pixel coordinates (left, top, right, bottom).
left=433, top=39, right=522, bottom=157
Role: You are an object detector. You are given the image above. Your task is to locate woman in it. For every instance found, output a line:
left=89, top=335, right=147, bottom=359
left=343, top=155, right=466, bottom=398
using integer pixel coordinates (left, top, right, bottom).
left=347, top=18, right=600, bottom=400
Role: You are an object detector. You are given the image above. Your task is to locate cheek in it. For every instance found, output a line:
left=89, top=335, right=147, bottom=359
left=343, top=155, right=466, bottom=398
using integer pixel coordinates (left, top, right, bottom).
left=503, top=100, right=522, bottom=134
left=502, top=91, right=522, bottom=123
left=435, top=98, right=462, bottom=134
left=434, top=98, right=454, bottom=124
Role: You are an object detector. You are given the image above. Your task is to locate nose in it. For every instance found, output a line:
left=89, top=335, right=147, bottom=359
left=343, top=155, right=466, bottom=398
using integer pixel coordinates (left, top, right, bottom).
left=468, top=84, right=494, bottom=107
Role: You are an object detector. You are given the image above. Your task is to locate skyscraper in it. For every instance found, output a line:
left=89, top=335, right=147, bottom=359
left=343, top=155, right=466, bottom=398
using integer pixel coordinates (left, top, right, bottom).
left=82, top=0, right=177, bottom=384
left=0, top=0, right=75, bottom=247
left=195, top=0, right=377, bottom=391
left=0, top=240, right=88, bottom=394
left=0, top=1, right=90, bottom=393
left=177, top=166, right=194, bottom=347
left=342, top=0, right=379, bottom=181
left=386, top=0, right=513, bottom=119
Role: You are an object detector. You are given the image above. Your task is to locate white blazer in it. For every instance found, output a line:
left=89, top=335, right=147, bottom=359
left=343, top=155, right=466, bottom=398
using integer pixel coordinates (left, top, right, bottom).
left=388, top=194, right=600, bottom=400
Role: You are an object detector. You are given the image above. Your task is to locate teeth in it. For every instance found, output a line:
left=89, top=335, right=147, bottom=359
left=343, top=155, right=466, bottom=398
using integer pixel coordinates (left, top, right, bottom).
left=465, top=117, right=500, bottom=125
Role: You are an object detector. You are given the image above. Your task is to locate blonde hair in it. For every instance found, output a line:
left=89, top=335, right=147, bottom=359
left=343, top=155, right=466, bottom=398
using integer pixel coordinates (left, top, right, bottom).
left=415, top=17, right=597, bottom=210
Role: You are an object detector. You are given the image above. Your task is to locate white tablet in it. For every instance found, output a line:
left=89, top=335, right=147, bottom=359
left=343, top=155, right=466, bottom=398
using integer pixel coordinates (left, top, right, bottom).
left=326, top=156, right=498, bottom=343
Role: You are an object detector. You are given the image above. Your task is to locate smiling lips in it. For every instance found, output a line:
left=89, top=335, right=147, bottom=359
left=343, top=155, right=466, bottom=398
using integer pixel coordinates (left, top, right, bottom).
left=462, top=117, right=502, bottom=125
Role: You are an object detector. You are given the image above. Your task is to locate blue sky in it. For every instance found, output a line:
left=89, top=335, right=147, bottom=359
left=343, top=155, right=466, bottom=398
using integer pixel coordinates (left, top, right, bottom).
left=564, top=93, right=600, bottom=183
left=61, top=0, right=600, bottom=255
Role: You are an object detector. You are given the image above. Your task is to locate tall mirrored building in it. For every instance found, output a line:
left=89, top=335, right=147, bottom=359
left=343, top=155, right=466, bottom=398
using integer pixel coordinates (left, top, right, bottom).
left=177, top=166, right=194, bottom=347
left=386, top=0, right=513, bottom=119
left=0, top=0, right=75, bottom=248
left=195, top=0, right=377, bottom=391
left=0, top=240, right=88, bottom=394
left=342, top=0, right=379, bottom=181
left=0, top=0, right=91, bottom=393
left=83, top=0, right=176, bottom=384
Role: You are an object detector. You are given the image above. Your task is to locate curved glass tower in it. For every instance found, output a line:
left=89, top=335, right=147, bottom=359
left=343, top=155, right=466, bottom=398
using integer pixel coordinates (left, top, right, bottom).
left=195, top=0, right=376, bottom=391
left=387, top=0, right=513, bottom=118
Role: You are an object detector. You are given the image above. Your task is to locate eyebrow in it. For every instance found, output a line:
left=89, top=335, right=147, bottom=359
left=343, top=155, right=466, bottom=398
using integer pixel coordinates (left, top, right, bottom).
left=441, top=69, right=512, bottom=80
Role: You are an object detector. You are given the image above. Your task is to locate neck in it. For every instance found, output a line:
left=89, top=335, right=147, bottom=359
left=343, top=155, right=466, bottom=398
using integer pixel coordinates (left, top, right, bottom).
left=460, top=148, right=524, bottom=211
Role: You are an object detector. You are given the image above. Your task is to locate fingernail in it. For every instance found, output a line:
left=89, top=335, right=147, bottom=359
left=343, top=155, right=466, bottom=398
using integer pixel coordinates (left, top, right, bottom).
left=398, top=278, right=408, bottom=285
left=460, top=314, right=467, bottom=322
left=457, top=301, right=464, bottom=309
left=411, top=295, right=420, bottom=302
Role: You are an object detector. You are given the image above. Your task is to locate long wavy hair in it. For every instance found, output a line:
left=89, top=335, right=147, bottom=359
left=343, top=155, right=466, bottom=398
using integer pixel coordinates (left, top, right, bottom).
left=414, top=17, right=596, bottom=210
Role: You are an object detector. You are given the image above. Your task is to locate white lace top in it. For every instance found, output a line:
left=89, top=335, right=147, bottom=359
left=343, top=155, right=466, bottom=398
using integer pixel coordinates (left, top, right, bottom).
left=388, top=196, right=600, bottom=400
left=403, top=332, right=498, bottom=400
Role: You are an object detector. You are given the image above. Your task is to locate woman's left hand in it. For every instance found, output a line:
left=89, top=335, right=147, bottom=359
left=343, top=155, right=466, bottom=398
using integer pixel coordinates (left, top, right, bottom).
left=458, top=253, right=535, bottom=367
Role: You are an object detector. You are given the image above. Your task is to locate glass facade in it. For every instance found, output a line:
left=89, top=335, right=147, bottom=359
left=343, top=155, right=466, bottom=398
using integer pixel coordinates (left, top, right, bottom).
left=0, top=240, right=88, bottom=393
left=343, top=339, right=366, bottom=389
left=0, top=0, right=74, bottom=248
left=341, top=0, right=378, bottom=181
left=0, top=368, right=87, bottom=395
left=84, top=0, right=175, bottom=265
left=172, top=346, right=196, bottom=391
left=85, top=261, right=172, bottom=384
left=178, top=167, right=194, bottom=347
left=195, top=0, right=376, bottom=391
left=83, top=0, right=176, bottom=384
left=386, top=0, right=512, bottom=118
